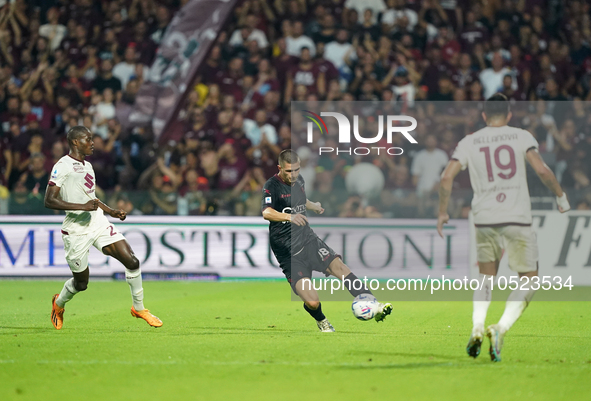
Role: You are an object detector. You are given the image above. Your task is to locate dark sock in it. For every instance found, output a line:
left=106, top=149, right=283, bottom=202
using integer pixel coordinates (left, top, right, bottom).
left=344, top=273, right=374, bottom=297
left=303, top=303, right=326, bottom=322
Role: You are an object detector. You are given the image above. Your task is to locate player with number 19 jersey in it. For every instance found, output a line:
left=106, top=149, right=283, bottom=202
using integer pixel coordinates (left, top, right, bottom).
left=451, top=126, right=539, bottom=225
left=438, top=94, right=570, bottom=362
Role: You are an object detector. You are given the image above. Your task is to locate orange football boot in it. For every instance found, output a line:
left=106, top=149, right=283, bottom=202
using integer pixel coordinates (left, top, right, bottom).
left=131, top=306, right=163, bottom=327
left=51, top=294, right=65, bottom=330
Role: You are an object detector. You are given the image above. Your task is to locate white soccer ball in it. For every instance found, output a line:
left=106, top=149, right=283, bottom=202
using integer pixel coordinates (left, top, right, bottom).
left=351, top=293, right=379, bottom=321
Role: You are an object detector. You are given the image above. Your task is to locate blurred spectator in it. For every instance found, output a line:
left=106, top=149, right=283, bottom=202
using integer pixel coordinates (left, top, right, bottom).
left=86, top=135, right=115, bottom=190
left=411, top=134, right=449, bottom=196
left=243, top=109, right=278, bottom=146
left=479, top=52, right=512, bottom=98
left=179, top=169, right=208, bottom=215
left=311, top=12, right=336, bottom=44
left=382, top=0, right=419, bottom=31
left=216, top=57, right=244, bottom=100
left=92, top=59, right=122, bottom=96
left=428, top=75, right=454, bottom=101
left=151, top=5, right=172, bottom=45
left=324, top=29, right=355, bottom=78
left=116, top=195, right=143, bottom=216
left=501, top=74, right=527, bottom=101
left=0, top=134, right=12, bottom=187
left=432, top=25, right=461, bottom=63
left=421, top=47, right=453, bottom=95
left=311, top=170, right=340, bottom=217
left=148, top=173, right=179, bottom=215
left=229, top=14, right=269, bottom=49
left=339, top=195, right=383, bottom=218
left=20, top=152, right=49, bottom=194
left=142, top=157, right=181, bottom=215
left=9, top=181, right=47, bottom=215
left=44, top=140, right=66, bottom=173
left=459, top=11, right=488, bottom=53
left=11, top=129, right=42, bottom=188
left=380, top=164, right=417, bottom=217
left=296, top=147, right=315, bottom=190
left=485, top=35, right=511, bottom=62
left=314, top=42, right=340, bottom=84
left=345, top=0, right=385, bottom=24
left=451, top=53, right=479, bottom=89
left=285, top=47, right=325, bottom=103
left=0, top=96, right=20, bottom=132
left=89, top=88, right=116, bottom=139
left=39, top=7, right=66, bottom=52
left=286, top=21, right=316, bottom=57
left=113, top=46, right=149, bottom=89
left=273, top=37, right=299, bottom=89
left=128, top=21, right=158, bottom=65
left=217, top=143, right=250, bottom=192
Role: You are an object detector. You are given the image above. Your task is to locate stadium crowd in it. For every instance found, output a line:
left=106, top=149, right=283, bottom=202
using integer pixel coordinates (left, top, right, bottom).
left=1, top=0, right=591, bottom=217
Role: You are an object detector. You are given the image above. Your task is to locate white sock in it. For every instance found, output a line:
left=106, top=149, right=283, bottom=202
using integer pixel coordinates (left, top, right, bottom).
left=498, top=282, right=536, bottom=334
left=126, top=268, right=145, bottom=311
left=56, top=278, right=79, bottom=308
left=472, top=274, right=493, bottom=335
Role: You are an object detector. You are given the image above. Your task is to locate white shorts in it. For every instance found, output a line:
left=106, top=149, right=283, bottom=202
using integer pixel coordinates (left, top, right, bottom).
left=475, top=225, right=538, bottom=273
left=62, top=221, right=126, bottom=273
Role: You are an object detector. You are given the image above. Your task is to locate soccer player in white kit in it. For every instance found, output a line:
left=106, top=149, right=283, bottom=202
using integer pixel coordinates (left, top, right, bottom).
left=46, top=126, right=162, bottom=329
left=437, top=94, right=570, bottom=361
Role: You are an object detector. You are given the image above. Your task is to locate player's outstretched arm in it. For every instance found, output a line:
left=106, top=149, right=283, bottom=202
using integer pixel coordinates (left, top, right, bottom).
left=437, top=160, right=462, bottom=238
left=526, top=149, right=571, bottom=212
left=305, top=199, right=324, bottom=214
left=44, top=184, right=99, bottom=211
left=262, top=207, right=308, bottom=226
left=98, top=200, right=127, bottom=221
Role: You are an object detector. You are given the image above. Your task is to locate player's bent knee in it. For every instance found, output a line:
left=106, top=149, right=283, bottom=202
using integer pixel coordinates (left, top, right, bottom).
left=74, top=280, right=88, bottom=291
left=127, top=256, right=140, bottom=271
left=305, top=300, right=320, bottom=310
left=328, top=258, right=350, bottom=278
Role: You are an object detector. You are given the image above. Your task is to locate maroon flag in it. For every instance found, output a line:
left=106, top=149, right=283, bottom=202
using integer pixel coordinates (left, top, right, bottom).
left=118, top=0, right=237, bottom=143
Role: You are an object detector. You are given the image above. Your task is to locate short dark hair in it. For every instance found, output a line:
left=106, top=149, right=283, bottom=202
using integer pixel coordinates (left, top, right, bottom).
left=278, top=149, right=300, bottom=166
left=484, top=93, right=510, bottom=119
left=67, top=125, right=90, bottom=144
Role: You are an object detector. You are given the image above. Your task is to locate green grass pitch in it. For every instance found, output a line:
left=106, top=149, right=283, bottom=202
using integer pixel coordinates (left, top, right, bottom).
left=1, top=280, right=590, bottom=401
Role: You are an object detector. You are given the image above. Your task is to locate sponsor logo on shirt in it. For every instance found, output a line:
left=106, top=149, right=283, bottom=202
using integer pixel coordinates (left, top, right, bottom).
left=73, top=165, right=84, bottom=173
left=84, top=173, right=94, bottom=189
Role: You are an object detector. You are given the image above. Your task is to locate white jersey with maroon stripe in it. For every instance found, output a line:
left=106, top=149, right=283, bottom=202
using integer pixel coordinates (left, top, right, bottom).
left=49, top=155, right=104, bottom=235
left=451, top=125, right=539, bottom=225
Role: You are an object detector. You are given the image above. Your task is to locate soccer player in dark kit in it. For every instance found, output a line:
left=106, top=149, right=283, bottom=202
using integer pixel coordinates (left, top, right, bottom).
left=262, top=149, right=393, bottom=332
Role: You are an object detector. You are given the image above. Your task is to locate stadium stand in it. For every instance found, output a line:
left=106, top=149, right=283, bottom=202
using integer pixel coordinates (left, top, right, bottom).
left=0, top=0, right=590, bottom=217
